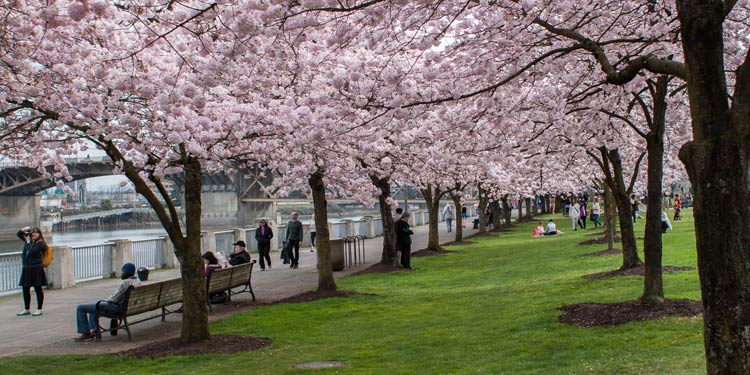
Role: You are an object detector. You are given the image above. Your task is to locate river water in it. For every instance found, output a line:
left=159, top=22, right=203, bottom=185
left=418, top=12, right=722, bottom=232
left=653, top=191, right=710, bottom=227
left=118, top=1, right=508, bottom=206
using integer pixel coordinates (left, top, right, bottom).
left=0, top=216, right=374, bottom=254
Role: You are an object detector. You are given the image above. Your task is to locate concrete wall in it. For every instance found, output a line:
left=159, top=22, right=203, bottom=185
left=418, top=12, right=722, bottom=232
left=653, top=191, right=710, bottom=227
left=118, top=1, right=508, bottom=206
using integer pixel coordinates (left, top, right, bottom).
left=0, top=195, right=40, bottom=241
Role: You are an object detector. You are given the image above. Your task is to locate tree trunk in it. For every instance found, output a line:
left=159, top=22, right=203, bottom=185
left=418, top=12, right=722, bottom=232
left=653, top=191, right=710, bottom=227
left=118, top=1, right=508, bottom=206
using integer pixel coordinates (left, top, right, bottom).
left=517, top=197, right=524, bottom=223
left=309, top=171, right=336, bottom=291
left=641, top=76, right=668, bottom=305
left=421, top=184, right=442, bottom=251
left=677, top=2, right=750, bottom=372
left=477, top=186, right=489, bottom=233
left=525, top=197, right=532, bottom=220
left=604, top=184, right=617, bottom=253
left=451, top=193, right=463, bottom=242
left=177, top=158, right=209, bottom=343
left=371, top=175, right=396, bottom=265
left=501, top=195, right=512, bottom=227
left=607, top=149, right=642, bottom=269
left=491, top=199, right=502, bottom=230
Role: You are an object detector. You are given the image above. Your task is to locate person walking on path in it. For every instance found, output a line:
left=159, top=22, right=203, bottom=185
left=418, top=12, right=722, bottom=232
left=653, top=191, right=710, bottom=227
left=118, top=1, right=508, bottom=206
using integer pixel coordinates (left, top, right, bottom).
left=578, top=201, right=587, bottom=229
left=442, top=203, right=455, bottom=233
left=254, top=220, right=273, bottom=271
left=17, top=226, right=48, bottom=317
left=396, top=212, right=415, bottom=270
left=285, top=212, right=303, bottom=269
left=228, top=240, right=251, bottom=266
left=591, top=198, right=602, bottom=228
left=74, top=263, right=140, bottom=342
left=569, top=201, right=581, bottom=231
left=630, top=194, right=640, bottom=223
left=309, top=214, right=317, bottom=253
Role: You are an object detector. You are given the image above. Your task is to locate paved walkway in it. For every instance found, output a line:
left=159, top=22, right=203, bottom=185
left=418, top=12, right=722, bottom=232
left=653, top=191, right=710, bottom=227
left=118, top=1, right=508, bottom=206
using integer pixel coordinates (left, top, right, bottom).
left=0, top=222, right=479, bottom=356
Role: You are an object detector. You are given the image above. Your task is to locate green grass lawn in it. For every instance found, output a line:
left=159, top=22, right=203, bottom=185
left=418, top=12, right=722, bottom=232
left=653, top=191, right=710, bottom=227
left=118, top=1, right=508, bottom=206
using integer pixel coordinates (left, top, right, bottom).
left=1, top=210, right=705, bottom=374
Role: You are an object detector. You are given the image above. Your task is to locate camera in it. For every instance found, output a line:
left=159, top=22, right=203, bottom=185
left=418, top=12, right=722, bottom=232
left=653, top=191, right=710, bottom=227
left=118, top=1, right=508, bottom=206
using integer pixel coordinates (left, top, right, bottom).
left=23, top=230, right=31, bottom=236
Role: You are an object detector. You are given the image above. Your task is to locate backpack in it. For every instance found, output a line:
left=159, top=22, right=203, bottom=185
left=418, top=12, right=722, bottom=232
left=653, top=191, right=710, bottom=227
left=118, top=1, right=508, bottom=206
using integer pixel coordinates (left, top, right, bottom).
left=42, top=244, right=54, bottom=267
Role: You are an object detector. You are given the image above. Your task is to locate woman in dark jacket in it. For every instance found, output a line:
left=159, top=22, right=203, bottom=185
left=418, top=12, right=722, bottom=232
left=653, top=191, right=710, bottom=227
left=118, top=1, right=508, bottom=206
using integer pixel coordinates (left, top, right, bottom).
left=395, top=213, right=415, bottom=270
left=17, top=226, right=47, bottom=316
left=255, top=220, right=274, bottom=271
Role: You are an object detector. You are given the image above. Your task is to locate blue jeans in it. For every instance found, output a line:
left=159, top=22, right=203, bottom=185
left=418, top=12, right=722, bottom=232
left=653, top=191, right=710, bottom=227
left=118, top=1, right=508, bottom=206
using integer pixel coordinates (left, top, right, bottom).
left=76, top=302, right=99, bottom=334
left=446, top=219, right=453, bottom=232
left=76, top=301, right=118, bottom=334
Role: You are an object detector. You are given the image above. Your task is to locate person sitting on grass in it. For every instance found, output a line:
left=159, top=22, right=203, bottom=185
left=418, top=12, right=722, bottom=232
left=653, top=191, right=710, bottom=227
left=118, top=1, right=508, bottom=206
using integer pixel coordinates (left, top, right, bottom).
left=532, top=221, right=546, bottom=237
left=74, top=263, right=141, bottom=342
left=661, top=211, right=673, bottom=233
left=544, top=219, right=564, bottom=236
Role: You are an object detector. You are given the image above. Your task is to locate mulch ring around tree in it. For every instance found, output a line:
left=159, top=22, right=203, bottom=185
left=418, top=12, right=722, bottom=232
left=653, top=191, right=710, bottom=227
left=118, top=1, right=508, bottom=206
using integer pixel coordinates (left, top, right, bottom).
left=558, top=299, right=702, bottom=327
left=412, top=248, right=455, bottom=257
left=583, top=265, right=695, bottom=279
left=441, top=240, right=476, bottom=246
left=578, top=236, right=616, bottom=245
left=121, top=334, right=272, bottom=359
left=580, top=248, right=622, bottom=257
left=349, top=263, right=404, bottom=276
left=267, top=290, right=379, bottom=305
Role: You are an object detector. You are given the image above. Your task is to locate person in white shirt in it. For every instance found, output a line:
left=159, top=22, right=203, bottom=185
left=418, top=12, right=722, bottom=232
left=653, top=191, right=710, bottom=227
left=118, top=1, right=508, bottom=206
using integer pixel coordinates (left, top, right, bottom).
left=544, top=219, right=563, bottom=236
left=591, top=198, right=602, bottom=228
left=569, top=201, right=581, bottom=230
left=661, top=211, right=673, bottom=233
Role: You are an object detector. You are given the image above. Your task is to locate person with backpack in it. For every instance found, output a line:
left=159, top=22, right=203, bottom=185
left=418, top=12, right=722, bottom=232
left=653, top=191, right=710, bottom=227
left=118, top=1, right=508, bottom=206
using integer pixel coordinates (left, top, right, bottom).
left=16, top=226, right=48, bottom=317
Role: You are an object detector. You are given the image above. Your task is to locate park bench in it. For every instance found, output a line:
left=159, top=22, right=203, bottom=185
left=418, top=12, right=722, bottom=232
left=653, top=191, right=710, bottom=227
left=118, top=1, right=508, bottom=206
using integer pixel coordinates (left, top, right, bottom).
left=205, top=260, right=257, bottom=312
left=94, top=277, right=184, bottom=340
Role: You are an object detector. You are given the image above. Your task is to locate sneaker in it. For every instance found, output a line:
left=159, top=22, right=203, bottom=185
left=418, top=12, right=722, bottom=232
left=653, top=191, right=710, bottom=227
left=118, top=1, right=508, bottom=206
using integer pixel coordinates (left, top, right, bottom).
left=293, top=264, right=298, bottom=269
left=31, top=310, right=43, bottom=316
left=16, top=310, right=30, bottom=316
left=92, top=331, right=102, bottom=341
left=260, top=268, right=265, bottom=271
left=74, top=333, right=95, bottom=342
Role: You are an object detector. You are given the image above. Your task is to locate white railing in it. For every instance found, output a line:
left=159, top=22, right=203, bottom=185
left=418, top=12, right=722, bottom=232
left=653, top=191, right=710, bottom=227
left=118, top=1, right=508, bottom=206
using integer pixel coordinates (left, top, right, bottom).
left=277, top=225, right=287, bottom=247
left=0, top=252, right=23, bottom=294
left=132, top=238, right=165, bottom=269
left=245, top=228, right=258, bottom=252
left=73, top=244, right=114, bottom=282
left=214, top=231, right=235, bottom=255
left=330, top=222, right=347, bottom=239
left=355, top=220, right=368, bottom=237
left=373, top=218, right=383, bottom=236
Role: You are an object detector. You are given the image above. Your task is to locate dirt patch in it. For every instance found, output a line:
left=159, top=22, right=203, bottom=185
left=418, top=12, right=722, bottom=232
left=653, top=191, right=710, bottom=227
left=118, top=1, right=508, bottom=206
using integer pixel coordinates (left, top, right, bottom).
left=348, top=263, right=404, bottom=277
left=441, top=240, right=476, bottom=246
left=580, top=248, right=622, bottom=257
left=412, top=248, right=454, bottom=257
left=268, top=290, right=377, bottom=305
left=558, top=299, right=702, bottom=327
left=578, top=237, right=609, bottom=245
left=469, top=231, right=500, bottom=238
left=585, top=231, right=608, bottom=237
left=583, top=265, right=695, bottom=279
left=120, top=334, right=272, bottom=359
left=491, top=227, right=515, bottom=233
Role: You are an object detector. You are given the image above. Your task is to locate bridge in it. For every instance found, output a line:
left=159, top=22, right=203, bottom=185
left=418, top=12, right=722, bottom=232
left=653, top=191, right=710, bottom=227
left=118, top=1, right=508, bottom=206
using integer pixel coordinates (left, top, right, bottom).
left=0, top=157, right=411, bottom=241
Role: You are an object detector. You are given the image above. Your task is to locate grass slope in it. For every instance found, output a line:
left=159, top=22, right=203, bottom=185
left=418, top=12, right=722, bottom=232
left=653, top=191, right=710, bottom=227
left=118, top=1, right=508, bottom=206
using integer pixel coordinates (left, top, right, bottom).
left=1, top=211, right=705, bottom=374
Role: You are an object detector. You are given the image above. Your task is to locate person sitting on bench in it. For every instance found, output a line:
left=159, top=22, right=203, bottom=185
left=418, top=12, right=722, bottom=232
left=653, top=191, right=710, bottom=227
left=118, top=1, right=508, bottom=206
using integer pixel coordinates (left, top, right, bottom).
left=74, top=263, right=141, bottom=342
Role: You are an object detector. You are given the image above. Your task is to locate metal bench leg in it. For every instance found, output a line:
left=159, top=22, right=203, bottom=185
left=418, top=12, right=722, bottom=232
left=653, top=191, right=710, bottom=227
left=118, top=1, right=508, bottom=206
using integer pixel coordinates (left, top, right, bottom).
left=249, top=283, right=256, bottom=301
left=124, top=317, right=132, bottom=341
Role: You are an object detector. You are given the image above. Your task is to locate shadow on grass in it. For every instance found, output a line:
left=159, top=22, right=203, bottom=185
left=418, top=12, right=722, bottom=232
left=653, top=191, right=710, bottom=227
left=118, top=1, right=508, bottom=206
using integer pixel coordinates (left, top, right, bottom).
left=583, top=265, right=695, bottom=279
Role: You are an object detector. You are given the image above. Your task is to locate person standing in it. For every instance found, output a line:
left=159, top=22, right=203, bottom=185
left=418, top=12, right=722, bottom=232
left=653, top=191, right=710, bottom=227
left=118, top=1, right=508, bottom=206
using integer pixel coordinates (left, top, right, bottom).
left=396, top=212, right=415, bottom=270
left=254, top=220, right=273, bottom=271
left=309, top=214, right=317, bottom=253
left=285, top=212, right=303, bottom=269
left=673, top=195, right=682, bottom=221
left=630, top=194, right=640, bottom=223
left=442, top=203, right=455, bottom=233
left=569, top=201, right=581, bottom=231
left=591, top=198, right=602, bottom=228
left=578, top=201, right=587, bottom=229
left=17, top=226, right=47, bottom=317
left=393, top=207, right=404, bottom=265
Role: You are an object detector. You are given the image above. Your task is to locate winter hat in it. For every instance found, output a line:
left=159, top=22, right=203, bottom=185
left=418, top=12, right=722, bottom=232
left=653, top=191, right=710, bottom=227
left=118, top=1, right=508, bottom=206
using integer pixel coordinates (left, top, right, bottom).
left=233, top=240, right=246, bottom=248
left=122, top=262, right=136, bottom=275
